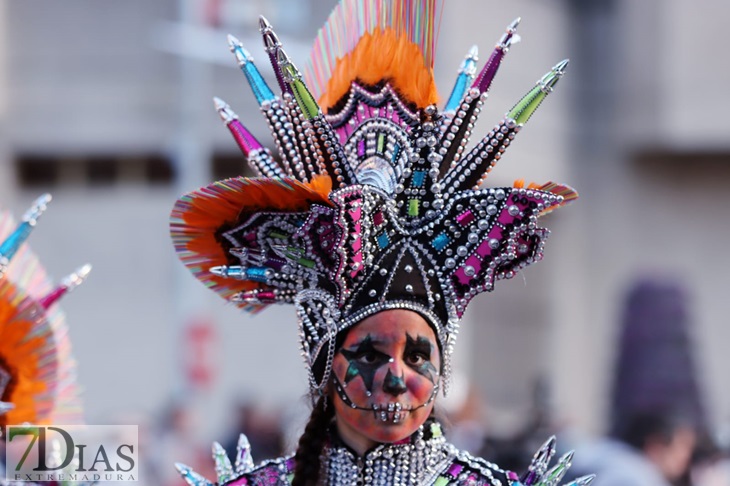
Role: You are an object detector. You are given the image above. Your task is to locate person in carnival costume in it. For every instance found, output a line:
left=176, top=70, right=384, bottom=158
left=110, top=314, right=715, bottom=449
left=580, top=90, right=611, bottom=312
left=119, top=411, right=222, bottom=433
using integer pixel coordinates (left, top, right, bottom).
left=170, top=1, right=592, bottom=484
left=0, top=195, right=92, bottom=486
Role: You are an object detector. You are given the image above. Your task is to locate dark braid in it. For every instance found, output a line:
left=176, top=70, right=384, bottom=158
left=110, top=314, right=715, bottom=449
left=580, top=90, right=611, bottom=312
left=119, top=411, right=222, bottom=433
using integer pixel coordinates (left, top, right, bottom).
left=292, top=396, right=334, bottom=486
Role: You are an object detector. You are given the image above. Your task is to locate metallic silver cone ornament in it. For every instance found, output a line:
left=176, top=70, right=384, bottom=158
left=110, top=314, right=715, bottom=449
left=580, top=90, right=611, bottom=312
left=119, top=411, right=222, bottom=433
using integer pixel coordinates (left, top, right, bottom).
left=212, top=441, right=235, bottom=483
left=235, top=433, right=255, bottom=474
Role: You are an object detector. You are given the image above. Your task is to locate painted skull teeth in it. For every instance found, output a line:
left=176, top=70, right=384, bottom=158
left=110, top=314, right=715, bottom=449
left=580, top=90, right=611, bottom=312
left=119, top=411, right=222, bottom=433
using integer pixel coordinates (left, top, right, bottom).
left=372, top=402, right=408, bottom=411
left=371, top=402, right=410, bottom=423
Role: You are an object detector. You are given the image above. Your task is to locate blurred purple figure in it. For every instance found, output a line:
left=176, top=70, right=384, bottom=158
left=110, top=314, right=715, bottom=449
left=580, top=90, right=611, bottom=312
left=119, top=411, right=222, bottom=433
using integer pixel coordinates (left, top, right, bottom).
left=572, top=277, right=705, bottom=485
left=611, top=278, right=706, bottom=435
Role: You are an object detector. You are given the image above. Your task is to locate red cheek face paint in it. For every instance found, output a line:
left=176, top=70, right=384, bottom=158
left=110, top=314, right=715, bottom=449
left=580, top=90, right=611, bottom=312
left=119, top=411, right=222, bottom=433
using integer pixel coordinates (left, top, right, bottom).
left=331, top=309, right=440, bottom=446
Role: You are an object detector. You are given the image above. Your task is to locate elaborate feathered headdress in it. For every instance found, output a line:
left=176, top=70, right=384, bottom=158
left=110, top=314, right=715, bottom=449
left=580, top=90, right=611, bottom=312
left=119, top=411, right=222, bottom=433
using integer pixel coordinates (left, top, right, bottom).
left=0, top=195, right=89, bottom=426
left=170, top=0, right=577, bottom=395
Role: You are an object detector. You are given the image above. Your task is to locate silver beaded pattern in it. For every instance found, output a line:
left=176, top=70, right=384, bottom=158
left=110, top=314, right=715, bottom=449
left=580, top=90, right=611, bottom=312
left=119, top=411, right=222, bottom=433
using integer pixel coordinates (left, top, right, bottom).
left=210, top=79, right=564, bottom=396
left=174, top=430, right=593, bottom=485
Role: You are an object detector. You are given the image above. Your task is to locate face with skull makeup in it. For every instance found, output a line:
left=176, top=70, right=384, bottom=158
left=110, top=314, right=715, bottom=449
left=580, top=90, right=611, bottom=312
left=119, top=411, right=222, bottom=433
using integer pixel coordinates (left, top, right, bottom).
left=331, top=309, right=441, bottom=455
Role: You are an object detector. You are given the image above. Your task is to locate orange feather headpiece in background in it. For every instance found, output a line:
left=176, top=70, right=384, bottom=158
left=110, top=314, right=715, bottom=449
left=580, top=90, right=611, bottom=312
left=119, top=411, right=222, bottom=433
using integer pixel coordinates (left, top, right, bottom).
left=0, top=207, right=85, bottom=426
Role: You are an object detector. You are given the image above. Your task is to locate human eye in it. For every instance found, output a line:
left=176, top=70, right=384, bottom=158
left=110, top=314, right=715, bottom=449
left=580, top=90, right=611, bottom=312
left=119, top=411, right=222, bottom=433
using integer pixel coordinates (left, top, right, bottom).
left=406, top=352, right=429, bottom=366
left=356, top=350, right=385, bottom=365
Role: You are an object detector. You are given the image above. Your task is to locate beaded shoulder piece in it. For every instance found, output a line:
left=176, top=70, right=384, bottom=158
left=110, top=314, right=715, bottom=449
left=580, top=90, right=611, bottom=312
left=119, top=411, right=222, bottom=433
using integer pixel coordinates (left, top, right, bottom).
left=170, top=0, right=578, bottom=394
left=176, top=432, right=595, bottom=486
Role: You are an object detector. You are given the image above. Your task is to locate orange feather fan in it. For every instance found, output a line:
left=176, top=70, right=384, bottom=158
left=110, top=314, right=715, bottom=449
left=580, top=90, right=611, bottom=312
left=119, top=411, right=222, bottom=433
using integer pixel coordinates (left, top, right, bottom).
left=170, top=175, right=333, bottom=310
left=0, top=210, right=84, bottom=426
left=513, top=179, right=579, bottom=215
left=0, top=279, right=55, bottom=427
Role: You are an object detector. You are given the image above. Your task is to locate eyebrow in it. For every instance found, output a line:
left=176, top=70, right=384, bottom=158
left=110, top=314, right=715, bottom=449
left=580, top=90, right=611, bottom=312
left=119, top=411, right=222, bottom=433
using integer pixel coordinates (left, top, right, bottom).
left=405, top=334, right=433, bottom=354
left=347, top=335, right=378, bottom=352
left=348, top=334, right=395, bottom=349
left=347, top=333, right=434, bottom=352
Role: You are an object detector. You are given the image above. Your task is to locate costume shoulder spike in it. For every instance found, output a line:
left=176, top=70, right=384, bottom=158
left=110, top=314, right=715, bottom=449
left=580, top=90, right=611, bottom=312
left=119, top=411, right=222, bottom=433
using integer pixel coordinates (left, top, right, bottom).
left=176, top=433, right=595, bottom=486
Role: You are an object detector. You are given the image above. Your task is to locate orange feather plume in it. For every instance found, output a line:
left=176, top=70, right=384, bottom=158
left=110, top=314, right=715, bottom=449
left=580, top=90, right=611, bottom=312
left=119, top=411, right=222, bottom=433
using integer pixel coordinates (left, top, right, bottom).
left=513, top=179, right=543, bottom=190
left=320, top=28, right=439, bottom=112
left=0, top=280, right=54, bottom=427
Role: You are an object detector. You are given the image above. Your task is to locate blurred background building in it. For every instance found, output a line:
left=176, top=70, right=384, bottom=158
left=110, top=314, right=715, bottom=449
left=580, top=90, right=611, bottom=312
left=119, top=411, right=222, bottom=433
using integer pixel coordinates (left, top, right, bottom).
left=1, top=0, right=729, bottom=481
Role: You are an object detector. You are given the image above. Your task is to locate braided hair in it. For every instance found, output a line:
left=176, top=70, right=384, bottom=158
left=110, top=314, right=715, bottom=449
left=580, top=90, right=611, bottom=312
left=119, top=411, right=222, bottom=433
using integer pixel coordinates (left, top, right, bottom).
left=292, top=395, right=334, bottom=486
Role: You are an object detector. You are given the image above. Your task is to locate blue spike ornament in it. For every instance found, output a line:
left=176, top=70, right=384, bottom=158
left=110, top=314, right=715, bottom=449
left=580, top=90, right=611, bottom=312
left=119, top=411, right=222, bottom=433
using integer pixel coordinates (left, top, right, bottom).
left=443, top=45, right=479, bottom=114
left=227, top=34, right=276, bottom=105
left=0, top=193, right=51, bottom=273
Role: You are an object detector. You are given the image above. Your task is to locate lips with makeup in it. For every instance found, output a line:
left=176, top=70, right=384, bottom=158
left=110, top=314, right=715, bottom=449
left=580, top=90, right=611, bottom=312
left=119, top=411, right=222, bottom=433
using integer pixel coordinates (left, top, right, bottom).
left=333, top=374, right=439, bottom=424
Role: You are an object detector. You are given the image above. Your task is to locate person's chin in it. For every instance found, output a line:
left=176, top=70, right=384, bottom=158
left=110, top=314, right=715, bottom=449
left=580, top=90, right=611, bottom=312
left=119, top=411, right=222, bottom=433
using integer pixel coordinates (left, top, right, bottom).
left=368, top=419, right=421, bottom=443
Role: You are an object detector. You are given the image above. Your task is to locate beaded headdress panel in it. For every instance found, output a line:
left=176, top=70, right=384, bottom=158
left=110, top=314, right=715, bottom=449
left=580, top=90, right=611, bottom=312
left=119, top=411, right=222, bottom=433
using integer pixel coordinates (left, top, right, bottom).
left=170, top=0, right=577, bottom=395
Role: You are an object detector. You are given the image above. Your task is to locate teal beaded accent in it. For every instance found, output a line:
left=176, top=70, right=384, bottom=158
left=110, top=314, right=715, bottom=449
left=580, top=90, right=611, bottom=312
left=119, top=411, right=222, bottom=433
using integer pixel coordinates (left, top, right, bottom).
left=376, top=232, right=390, bottom=249
left=411, top=170, right=426, bottom=187
left=245, top=267, right=269, bottom=283
left=431, top=233, right=449, bottom=251
left=391, top=143, right=401, bottom=163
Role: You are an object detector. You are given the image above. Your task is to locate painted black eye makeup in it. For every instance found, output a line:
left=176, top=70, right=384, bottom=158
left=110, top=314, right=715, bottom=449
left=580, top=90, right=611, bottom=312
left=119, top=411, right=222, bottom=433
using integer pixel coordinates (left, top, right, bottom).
left=405, top=334, right=438, bottom=384
left=340, top=335, right=390, bottom=392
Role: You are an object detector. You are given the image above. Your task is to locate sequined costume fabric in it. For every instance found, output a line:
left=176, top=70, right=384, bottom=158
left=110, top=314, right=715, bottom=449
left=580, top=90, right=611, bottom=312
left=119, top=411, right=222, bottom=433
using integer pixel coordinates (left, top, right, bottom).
left=221, top=422, right=518, bottom=486
left=175, top=415, right=590, bottom=485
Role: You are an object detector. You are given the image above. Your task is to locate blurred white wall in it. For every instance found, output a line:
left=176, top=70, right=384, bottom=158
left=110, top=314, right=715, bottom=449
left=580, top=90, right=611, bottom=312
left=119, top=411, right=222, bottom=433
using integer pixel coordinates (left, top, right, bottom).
left=546, top=0, right=730, bottom=436
left=0, top=0, right=13, bottom=201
